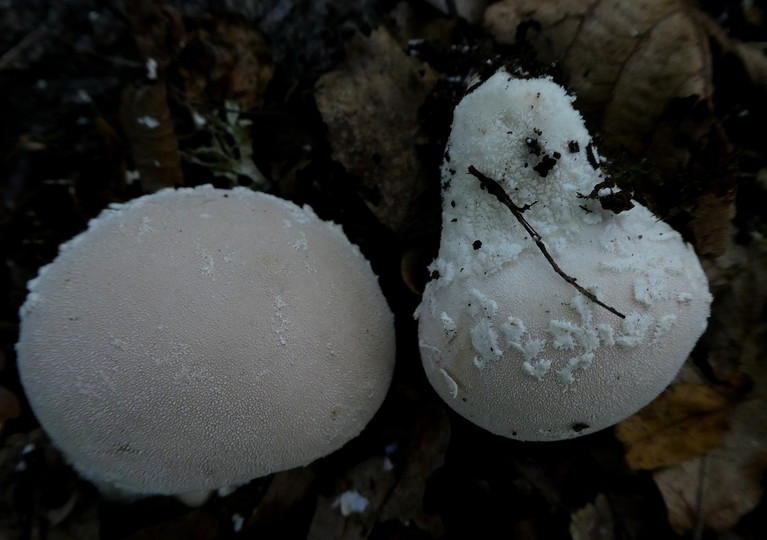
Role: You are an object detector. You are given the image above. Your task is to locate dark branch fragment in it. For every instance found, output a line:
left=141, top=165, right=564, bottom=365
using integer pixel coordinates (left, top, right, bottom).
left=467, top=166, right=626, bottom=319
left=586, top=142, right=600, bottom=169
left=577, top=179, right=634, bottom=214
left=533, top=154, right=557, bottom=177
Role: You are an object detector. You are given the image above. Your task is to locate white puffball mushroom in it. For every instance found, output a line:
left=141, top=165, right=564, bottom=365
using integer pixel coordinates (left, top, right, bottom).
left=416, top=71, right=712, bottom=441
left=16, top=185, right=395, bottom=496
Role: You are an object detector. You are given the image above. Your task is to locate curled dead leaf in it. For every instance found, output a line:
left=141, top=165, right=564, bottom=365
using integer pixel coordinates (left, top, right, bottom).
left=307, top=399, right=449, bottom=539
left=125, top=0, right=185, bottom=71
left=425, top=0, right=490, bottom=23
left=119, top=83, right=183, bottom=192
left=615, top=382, right=736, bottom=470
left=653, top=447, right=767, bottom=534
left=244, top=468, right=316, bottom=536
left=651, top=240, right=767, bottom=534
left=315, top=28, right=438, bottom=233
left=177, top=14, right=274, bottom=110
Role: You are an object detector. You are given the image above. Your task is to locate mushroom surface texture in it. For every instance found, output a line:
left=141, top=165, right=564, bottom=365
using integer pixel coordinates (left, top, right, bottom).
left=16, top=185, right=396, bottom=495
left=415, top=71, right=712, bottom=441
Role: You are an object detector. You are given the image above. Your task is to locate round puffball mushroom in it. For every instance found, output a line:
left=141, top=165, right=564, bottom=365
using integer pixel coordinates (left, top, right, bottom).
left=16, top=185, right=395, bottom=496
left=416, top=71, right=712, bottom=441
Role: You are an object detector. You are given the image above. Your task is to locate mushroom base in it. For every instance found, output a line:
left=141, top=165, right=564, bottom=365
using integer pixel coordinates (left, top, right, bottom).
left=418, top=206, right=711, bottom=441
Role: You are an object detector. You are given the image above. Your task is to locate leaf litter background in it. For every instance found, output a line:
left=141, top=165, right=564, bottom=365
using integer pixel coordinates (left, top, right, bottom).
left=1, top=0, right=766, bottom=538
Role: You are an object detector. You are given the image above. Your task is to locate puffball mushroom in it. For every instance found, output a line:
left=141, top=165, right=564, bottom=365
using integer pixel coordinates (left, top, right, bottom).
left=416, top=71, right=712, bottom=441
left=16, top=185, right=395, bottom=496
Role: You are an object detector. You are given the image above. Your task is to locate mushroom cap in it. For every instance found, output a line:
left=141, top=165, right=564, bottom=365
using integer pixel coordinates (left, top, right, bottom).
left=17, top=185, right=395, bottom=495
left=416, top=72, right=711, bottom=441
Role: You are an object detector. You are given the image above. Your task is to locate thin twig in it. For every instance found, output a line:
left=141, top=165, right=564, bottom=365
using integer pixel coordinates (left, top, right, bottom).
left=0, top=27, right=48, bottom=71
left=692, top=455, right=709, bottom=540
left=468, top=165, right=626, bottom=319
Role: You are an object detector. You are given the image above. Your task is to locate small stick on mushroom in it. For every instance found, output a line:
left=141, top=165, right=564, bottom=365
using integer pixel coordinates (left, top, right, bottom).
left=468, top=165, right=626, bottom=319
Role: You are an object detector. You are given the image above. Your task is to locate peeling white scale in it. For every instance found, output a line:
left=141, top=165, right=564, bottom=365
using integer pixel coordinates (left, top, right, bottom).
left=415, top=71, right=712, bottom=441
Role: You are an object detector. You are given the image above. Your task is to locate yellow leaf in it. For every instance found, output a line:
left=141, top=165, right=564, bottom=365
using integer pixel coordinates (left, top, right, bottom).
left=615, top=383, right=731, bottom=470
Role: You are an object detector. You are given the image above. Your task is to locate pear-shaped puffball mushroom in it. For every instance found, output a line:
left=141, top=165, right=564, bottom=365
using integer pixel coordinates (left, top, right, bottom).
left=16, top=185, right=395, bottom=496
left=416, top=71, right=712, bottom=441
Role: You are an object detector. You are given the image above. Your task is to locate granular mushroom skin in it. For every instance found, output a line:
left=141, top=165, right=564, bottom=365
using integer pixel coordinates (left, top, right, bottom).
left=17, top=185, right=396, bottom=495
left=416, top=72, right=712, bottom=441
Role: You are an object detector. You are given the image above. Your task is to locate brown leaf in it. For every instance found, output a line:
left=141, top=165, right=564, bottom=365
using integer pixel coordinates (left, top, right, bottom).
left=653, top=446, right=767, bottom=534
left=315, top=28, right=438, bottom=233
left=375, top=403, right=449, bottom=535
left=243, top=467, right=316, bottom=536
left=734, top=40, right=767, bottom=89
left=120, top=83, right=184, bottom=192
left=692, top=11, right=767, bottom=90
left=307, top=461, right=385, bottom=540
left=307, top=400, right=449, bottom=539
left=615, top=383, right=733, bottom=470
left=125, top=0, right=186, bottom=71
left=651, top=241, right=767, bottom=534
left=485, top=0, right=712, bottom=157
left=687, top=189, right=736, bottom=257
left=177, top=14, right=274, bottom=110
left=123, top=511, right=219, bottom=540
left=119, top=2, right=187, bottom=192
left=569, top=493, right=615, bottom=540
left=424, top=0, right=490, bottom=23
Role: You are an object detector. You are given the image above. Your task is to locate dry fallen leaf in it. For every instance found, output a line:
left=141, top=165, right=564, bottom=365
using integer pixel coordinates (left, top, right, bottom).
left=424, top=0, right=489, bottom=23
left=569, top=493, right=614, bottom=540
left=119, top=1, right=186, bottom=192
left=124, top=0, right=185, bottom=71
left=686, top=189, right=737, bottom=259
left=315, top=27, right=438, bottom=233
left=119, top=83, right=183, bottom=192
left=615, top=382, right=735, bottom=470
left=307, top=400, right=449, bottom=539
left=692, top=11, right=767, bottom=91
left=653, top=435, right=767, bottom=535
left=177, top=14, right=274, bottom=110
left=242, top=467, right=316, bottom=536
left=121, top=511, right=219, bottom=540
left=650, top=240, right=767, bottom=534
